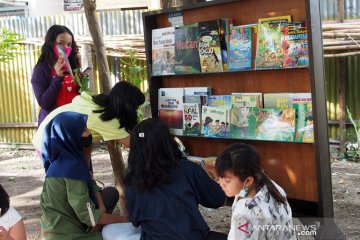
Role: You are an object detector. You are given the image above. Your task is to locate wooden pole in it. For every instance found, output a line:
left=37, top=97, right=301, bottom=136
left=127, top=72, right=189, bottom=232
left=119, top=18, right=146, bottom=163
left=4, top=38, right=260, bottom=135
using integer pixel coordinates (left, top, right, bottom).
left=83, top=0, right=127, bottom=216
left=338, top=57, right=346, bottom=153
left=83, top=0, right=111, bottom=94
left=338, top=0, right=345, bottom=23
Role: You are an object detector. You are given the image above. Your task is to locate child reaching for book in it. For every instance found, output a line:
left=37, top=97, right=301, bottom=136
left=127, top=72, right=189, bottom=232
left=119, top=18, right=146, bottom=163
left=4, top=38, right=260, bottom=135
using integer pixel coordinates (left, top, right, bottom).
left=109, top=118, right=227, bottom=240
left=215, top=143, right=297, bottom=240
left=40, top=112, right=129, bottom=240
left=0, top=184, right=26, bottom=240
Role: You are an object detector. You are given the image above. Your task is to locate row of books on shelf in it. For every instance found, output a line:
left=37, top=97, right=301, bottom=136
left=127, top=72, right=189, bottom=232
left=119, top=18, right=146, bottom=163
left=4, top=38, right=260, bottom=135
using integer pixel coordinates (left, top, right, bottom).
left=159, top=87, right=314, bottom=143
left=152, top=15, right=308, bottom=76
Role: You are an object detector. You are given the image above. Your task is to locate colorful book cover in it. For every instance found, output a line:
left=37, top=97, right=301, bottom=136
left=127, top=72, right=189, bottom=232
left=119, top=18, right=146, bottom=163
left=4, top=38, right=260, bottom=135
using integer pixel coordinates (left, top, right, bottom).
left=228, top=26, right=253, bottom=70
left=217, top=18, right=230, bottom=71
left=263, top=93, right=311, bottom=109
left=255, top=108, right=296, bottom=142
left=255, top=15, right=292, bottom=69
left=293, top=101, right=314, bottom=143
left=230, top=94, right=262, bottom=139
left=208, top=95, right=232, bottom=126
left=283, top=21, right=309, bottom=68
left=158, top=88, right=184, bottom=135
left=198, top=20, right=224, bottom=73
left=183, top=103, right=201, bottom=136
left=152, top=27, right=175, bottom=76
left=175, top=24, right=201, bottom=74
left=201, top=106, right=229, bottom=138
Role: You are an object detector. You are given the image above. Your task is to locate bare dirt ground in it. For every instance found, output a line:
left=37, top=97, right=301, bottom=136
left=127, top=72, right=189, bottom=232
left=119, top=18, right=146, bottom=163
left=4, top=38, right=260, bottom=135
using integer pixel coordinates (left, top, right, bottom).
left=0, top=147, right=359, bottom=240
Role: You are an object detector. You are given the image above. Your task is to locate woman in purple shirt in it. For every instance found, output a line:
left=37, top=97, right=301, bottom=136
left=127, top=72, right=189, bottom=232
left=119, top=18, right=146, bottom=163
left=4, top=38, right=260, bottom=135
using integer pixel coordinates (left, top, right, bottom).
left=31, top=25, right=81, bottom=126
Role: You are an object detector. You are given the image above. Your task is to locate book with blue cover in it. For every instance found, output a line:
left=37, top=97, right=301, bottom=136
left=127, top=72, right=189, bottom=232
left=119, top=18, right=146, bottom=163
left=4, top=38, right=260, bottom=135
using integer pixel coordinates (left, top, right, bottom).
left=228, top=26, right=253, bottom=70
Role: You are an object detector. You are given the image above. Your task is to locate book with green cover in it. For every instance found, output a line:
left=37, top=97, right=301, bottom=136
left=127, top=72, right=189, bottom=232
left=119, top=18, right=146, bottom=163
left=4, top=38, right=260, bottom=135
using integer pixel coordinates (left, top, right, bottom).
left=255, top=15, right=292, bottom=69
left=255, top=107, right=296, bottom=142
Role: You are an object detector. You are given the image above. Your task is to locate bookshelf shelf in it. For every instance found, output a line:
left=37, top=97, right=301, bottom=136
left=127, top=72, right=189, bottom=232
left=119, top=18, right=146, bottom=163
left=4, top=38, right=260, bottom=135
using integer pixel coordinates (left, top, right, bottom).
left=143, top=0, right=333, bottom=221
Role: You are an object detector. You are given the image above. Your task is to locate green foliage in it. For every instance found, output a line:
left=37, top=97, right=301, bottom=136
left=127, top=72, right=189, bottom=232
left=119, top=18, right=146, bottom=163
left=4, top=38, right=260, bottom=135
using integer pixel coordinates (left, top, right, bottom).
left=0, top=28, right=24, bottom=63
left=345, top=107, right=360, bottom=160
left=120, top=50, right=150, bottom=120
left=73, top=68, right=92, bottom=94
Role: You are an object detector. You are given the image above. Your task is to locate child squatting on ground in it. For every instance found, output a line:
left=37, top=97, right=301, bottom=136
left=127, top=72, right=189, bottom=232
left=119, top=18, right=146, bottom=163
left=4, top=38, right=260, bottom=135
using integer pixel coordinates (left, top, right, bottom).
left=215, top=143, right=297, bottom=240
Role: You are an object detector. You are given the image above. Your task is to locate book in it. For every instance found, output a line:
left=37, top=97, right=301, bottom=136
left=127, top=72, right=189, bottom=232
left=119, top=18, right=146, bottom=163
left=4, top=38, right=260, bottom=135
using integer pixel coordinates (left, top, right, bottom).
left=217, top=18, right=231, bottom=71
left=255, top=108, right=296, bottom=142
left=183, top=103, right=201, bottom=136
left=230, top=94, right=262, bottom=139
left=208, top=95, right=232, bottom=130
left=175, top=24, right=201, bottom=74
left=283, top=21, right=309, bottom=68
left=255, top=15, right=292, bottom=69
left=187, top=156, right=206, bottom=169
left=263, top=93, right=311, bottom=109
left=201, top=105, right=229, bottom=138
left=184, top=86, right=212, bottom=96
left=228, top=26, right=253, bottom=70
left=152, top=27, right=176, bottom=76
left=198, top=20, right=224, bottom=72
left=293, top=100, right=314, bottom=143
left=158, top=88, right=184, bottom=135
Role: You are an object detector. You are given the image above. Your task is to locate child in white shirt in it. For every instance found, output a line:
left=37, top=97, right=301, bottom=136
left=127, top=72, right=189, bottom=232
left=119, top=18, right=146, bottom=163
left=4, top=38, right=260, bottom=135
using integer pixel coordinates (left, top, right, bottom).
left=215, top=143, right=297, bottom=240
left=0, top=184, right=26, bottom=240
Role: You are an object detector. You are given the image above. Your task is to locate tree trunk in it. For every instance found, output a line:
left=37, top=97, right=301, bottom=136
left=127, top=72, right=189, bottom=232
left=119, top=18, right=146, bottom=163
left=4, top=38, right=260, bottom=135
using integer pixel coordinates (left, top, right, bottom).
left=106, top=140, right=128, bottom=217
left=83, top=0, right=127, bottom=216
left=83, top=0, right=111, bottom=93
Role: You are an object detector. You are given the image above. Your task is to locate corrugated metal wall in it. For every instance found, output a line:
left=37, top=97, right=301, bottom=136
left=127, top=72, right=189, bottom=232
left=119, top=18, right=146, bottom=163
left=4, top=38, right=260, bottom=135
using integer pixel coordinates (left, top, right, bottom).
left=325, top=55, right=360, bottom=140
left=0, top=9, right=147, bottom=144
left=321, top=0, right=360, bottom=20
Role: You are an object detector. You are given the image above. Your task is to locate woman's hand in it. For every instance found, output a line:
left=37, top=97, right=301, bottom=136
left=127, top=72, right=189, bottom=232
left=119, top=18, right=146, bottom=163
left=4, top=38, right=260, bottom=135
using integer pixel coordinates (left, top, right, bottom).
left=54, top=56, right=69, bottom=77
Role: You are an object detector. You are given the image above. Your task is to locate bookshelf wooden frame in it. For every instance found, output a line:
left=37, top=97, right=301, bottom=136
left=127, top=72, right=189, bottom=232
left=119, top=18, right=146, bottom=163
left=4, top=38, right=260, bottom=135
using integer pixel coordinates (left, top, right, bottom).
left=143, top=0, right=333, bottom=222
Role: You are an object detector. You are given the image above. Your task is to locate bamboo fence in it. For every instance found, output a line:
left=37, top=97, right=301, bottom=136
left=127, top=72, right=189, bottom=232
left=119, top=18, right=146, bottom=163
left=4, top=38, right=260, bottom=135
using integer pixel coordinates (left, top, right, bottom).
left=323, top=22, right=360, bottom=57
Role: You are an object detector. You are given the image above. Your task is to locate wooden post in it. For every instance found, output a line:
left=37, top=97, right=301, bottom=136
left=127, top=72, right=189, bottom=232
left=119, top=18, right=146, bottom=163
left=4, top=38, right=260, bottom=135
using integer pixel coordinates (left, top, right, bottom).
left=338, top=0, right=345, bottom=23
left=83, top=0, right=111, bottom=94
left=83, top=0, right=127, bottom=216
left=338, top=57, right=346, bottom=153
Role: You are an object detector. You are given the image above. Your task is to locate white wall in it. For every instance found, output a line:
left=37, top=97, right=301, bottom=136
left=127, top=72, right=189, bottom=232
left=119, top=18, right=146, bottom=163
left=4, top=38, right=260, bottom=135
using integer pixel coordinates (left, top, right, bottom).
left=28, top=0, right=64, bottom=17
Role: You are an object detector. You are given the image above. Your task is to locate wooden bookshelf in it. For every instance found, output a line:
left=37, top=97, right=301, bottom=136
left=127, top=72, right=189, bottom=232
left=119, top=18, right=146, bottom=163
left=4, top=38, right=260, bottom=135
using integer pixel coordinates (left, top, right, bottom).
left=143, top=0, right=333, bottom=219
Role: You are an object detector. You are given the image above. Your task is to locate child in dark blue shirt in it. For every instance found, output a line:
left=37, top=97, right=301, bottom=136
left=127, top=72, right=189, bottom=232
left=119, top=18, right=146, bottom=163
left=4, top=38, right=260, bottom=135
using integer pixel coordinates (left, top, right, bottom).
left=124, top=118, right=227, bottom=240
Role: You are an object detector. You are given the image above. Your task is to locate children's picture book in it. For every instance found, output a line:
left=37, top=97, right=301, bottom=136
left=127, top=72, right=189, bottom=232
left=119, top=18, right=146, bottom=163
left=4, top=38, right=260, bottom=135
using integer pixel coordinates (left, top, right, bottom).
left=293, top=101, right=314, bottom=143
left=230, top=94, right=262, bottom=139
left=283, top=21, right=309, bottom=68
left=152, top=27, right=175, bottom=76
left=228, top=26, right=253, bottom=70
left=158, top=88, right=184, bottom=135
left=255, top=15, right=292, bottom=69
left=175, top=24, right=201, bottom=74
left=217, top=18, right=230, bottom=71
left=183, top=103, right=201, bottom=136
left=263, top=93, right=311, bottom=109
left=201, top=106, right=229, bottom=138
left=208, top=95, right=232, bottom=126
left=198, top=20, right=224, bottom=73
left=255, top=108, right=296, bottom=142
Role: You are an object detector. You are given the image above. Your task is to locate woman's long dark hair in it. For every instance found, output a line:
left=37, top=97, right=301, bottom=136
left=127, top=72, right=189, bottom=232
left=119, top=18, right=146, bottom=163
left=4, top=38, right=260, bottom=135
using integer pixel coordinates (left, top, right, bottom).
left=125, top=118, right=182, bottom=190
left=92, top=81, right=145, bottom=133
left=0, top=184, right=10, bottom=216
left=36, top=25, right=80, bottom=70
left=215, top=143, right=287, bottom=204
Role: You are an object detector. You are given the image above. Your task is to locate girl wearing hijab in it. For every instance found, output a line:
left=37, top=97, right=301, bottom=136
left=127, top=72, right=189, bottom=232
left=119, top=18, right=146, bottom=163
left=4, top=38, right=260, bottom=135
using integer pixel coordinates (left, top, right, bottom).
left=40, top=112, right=128, bottom=240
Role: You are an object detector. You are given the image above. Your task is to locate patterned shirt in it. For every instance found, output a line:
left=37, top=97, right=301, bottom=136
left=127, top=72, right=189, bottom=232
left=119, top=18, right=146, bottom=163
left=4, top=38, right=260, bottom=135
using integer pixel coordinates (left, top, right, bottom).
left=228, top=182, right=297, bottom=240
